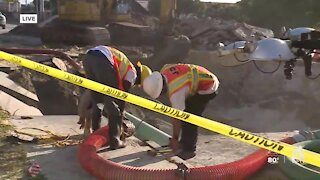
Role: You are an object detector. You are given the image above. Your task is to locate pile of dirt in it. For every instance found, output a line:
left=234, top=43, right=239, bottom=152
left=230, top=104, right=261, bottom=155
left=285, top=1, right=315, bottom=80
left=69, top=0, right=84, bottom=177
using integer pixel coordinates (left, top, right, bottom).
left=175, top=16, right=274, bottom=50
left=9, top=24, right=41, bottom=37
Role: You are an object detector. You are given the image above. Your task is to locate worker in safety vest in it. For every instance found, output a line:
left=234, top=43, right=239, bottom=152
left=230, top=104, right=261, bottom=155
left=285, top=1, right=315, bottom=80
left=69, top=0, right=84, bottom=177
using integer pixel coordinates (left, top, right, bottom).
left=143, top=64, right=219, bottom=159
left=80, top=45, right=152, bottom=150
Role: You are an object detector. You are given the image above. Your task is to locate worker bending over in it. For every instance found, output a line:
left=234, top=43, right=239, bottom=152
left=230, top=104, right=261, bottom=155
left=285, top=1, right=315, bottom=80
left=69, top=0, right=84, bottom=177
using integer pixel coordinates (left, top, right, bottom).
left=143, top=63, right=219, bottom=159
left=80, top=45, right=152, bottom=150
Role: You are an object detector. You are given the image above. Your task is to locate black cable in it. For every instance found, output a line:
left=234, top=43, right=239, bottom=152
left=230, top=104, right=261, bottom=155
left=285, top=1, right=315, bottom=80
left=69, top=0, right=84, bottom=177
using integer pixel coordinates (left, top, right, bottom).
left=233, top=53, right=250, bottom=63
left=232, top=42, right=250, bottom=63
left=253, top=61, right=282, bottom=74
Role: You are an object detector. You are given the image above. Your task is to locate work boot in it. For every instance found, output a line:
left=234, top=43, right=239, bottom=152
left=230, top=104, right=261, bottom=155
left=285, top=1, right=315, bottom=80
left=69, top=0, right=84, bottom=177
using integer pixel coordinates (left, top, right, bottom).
left=177, top=151, right=196, bottom=160
left=108, top=115, right=126, bottom=150
left=109, top=137, right=126, bottom=150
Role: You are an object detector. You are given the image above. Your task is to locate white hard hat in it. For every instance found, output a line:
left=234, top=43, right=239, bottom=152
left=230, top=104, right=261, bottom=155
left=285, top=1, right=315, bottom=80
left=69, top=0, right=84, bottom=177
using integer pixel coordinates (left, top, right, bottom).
left=142, top=71, right=163, bottom=99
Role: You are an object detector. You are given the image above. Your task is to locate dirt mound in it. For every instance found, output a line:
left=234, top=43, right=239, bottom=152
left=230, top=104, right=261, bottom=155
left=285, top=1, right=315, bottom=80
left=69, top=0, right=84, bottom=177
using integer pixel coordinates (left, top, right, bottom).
left=9, top=24, right=41, bottom=37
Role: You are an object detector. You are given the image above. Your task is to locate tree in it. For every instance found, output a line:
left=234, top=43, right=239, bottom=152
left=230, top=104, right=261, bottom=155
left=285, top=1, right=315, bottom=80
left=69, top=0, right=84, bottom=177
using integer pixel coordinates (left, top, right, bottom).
left=219, top=0, right=320, bottom=34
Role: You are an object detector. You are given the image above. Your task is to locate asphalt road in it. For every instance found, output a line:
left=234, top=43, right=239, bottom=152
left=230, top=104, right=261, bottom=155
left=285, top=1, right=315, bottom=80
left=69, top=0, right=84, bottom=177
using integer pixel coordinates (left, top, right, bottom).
left=0, top=23, right=17, bottom=34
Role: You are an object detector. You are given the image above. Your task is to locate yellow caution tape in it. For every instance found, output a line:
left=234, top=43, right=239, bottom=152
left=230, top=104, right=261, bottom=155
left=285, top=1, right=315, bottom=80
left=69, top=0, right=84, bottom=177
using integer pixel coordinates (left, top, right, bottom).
left=1, top=51, right=320, bottom=167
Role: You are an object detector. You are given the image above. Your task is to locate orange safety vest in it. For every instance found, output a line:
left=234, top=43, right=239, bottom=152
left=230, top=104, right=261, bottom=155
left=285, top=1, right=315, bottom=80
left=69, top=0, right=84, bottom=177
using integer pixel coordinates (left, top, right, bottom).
left=161, top=64, right=215, bottom=97
left=90, top=46, right=135, bottom=90
left=108, top=47, right=135, bottom=81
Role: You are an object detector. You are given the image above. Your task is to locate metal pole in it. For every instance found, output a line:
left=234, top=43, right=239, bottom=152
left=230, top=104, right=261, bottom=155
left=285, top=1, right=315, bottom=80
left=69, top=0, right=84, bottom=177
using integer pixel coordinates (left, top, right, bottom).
left=39, top=0, right=44, bottom=20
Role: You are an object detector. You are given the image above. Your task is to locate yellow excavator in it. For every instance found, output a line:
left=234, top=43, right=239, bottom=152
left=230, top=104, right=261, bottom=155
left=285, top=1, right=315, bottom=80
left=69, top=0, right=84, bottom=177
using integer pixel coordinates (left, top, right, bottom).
left=40, top=0, right=177, bottom=46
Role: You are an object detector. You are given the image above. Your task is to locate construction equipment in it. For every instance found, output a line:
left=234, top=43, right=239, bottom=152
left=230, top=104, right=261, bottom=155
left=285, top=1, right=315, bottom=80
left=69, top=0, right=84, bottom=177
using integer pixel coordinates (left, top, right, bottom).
left=40, top=0, right=177, bottom=46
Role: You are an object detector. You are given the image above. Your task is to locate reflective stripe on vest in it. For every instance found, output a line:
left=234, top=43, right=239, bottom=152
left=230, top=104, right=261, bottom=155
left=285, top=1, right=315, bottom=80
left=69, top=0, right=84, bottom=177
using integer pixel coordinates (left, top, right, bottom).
left=161, top=64, right=214, bottom=97
left=89, top=46, right=134, bottom=80
left=108, top=47, right=134, bottom=80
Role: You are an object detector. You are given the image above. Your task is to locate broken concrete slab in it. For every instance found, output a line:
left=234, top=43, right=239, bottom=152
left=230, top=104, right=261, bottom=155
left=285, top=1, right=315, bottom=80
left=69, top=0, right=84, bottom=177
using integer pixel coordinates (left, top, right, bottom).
left=0, top=91, right=42, bottom=116
left=0, top=71, right=39, bottom=102
left=0, top=59, right=18, bottom=68
left=0, top=73, right=42, bottom=116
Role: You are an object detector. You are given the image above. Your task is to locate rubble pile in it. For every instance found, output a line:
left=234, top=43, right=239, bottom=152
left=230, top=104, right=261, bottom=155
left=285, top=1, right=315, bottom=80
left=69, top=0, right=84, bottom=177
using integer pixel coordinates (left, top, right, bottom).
left=175, top=15, right=274, bottom=50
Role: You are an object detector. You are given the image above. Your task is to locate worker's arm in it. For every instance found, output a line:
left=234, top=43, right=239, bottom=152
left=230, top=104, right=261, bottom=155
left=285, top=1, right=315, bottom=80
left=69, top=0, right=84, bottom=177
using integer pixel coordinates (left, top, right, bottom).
left=169, top=87, right=188, bottom=150
left=118, top=80, right=132, bottom=114
left=123, top=70, right=136, bottom=91
left=119, top=69, right=136, bottom=113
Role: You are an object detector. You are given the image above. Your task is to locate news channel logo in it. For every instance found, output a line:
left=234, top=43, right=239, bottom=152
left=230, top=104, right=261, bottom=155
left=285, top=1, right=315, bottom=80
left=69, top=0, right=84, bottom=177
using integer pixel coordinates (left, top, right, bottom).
left=267, top=147, right=305, bottom=165
left=20, top=14, right=37, bottom=24
left=267, top=152, right=279, bottom=164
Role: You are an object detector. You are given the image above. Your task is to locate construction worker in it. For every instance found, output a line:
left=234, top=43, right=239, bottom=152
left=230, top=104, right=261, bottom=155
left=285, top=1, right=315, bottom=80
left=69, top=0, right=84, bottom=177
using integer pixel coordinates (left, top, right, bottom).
left=142, top=64, right=219, bottom=159
left=80, top=45, right=152, bottom=150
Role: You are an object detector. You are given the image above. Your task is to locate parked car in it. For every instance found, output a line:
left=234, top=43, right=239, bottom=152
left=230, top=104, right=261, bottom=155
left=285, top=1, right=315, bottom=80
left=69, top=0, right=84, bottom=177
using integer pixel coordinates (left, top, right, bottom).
left=0, top=12, right=6, bottom=29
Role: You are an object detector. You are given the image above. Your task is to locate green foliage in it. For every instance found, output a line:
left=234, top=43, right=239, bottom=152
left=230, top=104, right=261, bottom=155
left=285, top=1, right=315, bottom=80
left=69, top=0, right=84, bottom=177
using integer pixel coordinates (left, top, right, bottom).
left=215, top=0, right=320, bottom=34
left=149, top=0, right=320, bottom=34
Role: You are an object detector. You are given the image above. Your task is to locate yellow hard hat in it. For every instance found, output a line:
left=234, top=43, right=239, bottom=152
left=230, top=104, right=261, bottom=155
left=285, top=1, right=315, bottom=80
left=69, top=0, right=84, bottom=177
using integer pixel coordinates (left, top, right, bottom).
left=137, top=61, right=152, bottom=87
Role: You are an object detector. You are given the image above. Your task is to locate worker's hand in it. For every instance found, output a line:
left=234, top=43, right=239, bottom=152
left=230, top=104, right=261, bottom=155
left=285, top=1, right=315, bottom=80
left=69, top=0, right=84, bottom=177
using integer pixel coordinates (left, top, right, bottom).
left=169, top=137, right=180, bottom=151
left=77, top=117, right=85, bottom=129
left=77, top=89, right=92, bottom=130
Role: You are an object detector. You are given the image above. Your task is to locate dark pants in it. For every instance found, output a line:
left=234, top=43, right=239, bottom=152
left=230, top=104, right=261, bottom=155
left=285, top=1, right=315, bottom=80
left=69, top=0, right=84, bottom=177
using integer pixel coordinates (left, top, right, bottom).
left=82, top=51, right=124, bottom=144
left=180, top=92, right=217, bottom=152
